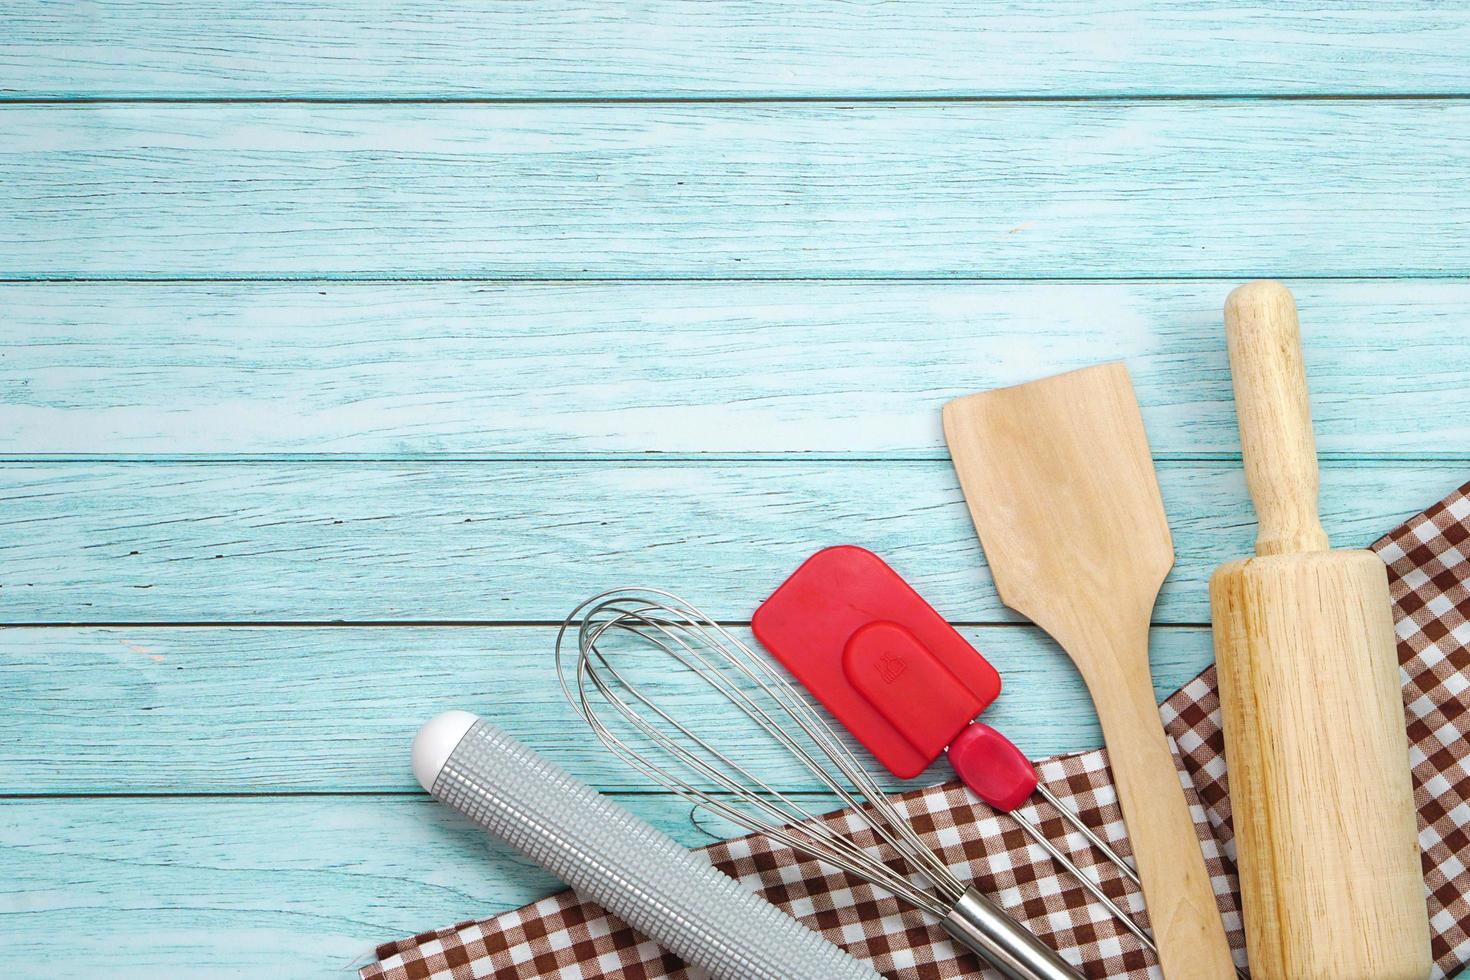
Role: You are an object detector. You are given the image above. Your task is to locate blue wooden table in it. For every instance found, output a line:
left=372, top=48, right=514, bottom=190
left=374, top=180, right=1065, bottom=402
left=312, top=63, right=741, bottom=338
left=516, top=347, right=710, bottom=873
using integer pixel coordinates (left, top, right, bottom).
left=4, top=4, right=1470, bottom=976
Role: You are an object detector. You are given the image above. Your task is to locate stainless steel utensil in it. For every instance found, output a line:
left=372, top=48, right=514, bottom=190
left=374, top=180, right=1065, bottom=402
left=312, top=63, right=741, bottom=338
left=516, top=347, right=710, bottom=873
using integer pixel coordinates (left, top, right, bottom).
left=556, top=588, right=1084, bottom=980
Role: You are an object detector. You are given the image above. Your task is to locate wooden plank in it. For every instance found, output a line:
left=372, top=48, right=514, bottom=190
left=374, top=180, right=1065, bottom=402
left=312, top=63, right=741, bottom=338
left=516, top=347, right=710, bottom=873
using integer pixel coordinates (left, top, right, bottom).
left=4, top=2, right=1469, bottom=99
left=0, top=794, right=758, bottom=975
left=0, top=461, right=1454, bottom=625
left=8, top=102, right=1470, bottom=278
left=5, top=279, right=1468, bottom=458
left=0, top=624, right=1214, bottom=793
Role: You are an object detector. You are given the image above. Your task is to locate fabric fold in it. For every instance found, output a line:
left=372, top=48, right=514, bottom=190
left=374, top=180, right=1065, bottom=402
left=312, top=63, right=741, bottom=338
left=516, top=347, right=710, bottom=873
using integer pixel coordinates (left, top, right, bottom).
left=364, top=481, right=1470, bottom=980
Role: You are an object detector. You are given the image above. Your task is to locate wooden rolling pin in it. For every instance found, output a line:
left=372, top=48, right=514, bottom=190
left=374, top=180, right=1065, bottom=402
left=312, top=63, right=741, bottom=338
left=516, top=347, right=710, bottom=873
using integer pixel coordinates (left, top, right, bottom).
left=1210, top=281, right=1431, bottom=980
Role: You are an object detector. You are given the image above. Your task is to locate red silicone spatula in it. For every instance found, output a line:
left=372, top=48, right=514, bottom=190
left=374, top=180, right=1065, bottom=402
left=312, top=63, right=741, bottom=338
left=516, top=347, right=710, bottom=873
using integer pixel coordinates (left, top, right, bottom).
left=751, top=545, right=1001, bottom=780
left=753, top=546, right=1167, bottom=954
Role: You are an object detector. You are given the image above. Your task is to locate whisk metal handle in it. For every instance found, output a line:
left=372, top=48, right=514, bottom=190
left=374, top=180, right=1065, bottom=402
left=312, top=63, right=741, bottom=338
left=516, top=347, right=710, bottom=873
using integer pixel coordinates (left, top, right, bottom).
left=943, top=888, right=1085, bottom=980
left=414, top=712, right=883, bottom=980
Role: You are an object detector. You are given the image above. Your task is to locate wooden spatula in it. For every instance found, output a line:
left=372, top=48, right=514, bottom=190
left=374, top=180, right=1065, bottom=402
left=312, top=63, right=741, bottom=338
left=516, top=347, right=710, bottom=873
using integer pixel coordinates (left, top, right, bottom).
left=943, top=362, right=1235, bottom=980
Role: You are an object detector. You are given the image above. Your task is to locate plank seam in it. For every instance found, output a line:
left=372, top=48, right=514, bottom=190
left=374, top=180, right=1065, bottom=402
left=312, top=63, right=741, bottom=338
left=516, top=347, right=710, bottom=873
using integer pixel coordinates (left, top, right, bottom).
left=0, top=620, right=1211, bottom=629
left=0, top=455, right=1460, bottom=464
left=7, top=94, right=1470, bottom=105
left=4, top=276, right=1469, bottom=284
left=0, top=789, right=850, bottom=799
left=8, top=274, right=1470, bottom=285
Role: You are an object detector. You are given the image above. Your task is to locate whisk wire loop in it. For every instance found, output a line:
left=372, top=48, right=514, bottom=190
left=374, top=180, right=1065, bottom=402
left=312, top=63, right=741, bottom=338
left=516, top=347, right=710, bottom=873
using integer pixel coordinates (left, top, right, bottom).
left=556, top=588, right=966, bottom=916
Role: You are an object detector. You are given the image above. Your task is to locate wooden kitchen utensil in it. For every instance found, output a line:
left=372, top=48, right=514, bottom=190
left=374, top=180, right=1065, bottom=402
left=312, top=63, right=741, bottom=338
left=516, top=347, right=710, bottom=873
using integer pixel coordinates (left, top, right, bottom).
left=944, top=363, right=1237, bottom=980
left=1211, top=281, right=1431, bottom=980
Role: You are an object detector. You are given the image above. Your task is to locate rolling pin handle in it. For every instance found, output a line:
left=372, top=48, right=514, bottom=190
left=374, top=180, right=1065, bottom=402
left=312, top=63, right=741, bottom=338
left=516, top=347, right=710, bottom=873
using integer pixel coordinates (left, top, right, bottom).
left=1223, top=280, right=1331, bottom=556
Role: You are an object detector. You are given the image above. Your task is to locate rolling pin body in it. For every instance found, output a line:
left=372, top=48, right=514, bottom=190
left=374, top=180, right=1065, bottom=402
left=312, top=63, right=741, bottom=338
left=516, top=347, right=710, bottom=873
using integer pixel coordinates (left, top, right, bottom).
left=1210, top=281, right=1430, bottom=980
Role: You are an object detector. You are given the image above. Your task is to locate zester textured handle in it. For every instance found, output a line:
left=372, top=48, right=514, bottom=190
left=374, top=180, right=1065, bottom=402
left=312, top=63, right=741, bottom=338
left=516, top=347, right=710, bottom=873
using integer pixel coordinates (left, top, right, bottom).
left=429, top=718, right=882, bottom=980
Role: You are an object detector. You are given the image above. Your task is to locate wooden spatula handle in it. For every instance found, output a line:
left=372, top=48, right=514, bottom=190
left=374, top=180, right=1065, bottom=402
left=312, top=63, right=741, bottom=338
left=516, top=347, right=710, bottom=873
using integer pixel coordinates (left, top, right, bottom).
left=1076, top=622, right=1239, bottom=980
left=1223, top=281, right=1331, bottom=557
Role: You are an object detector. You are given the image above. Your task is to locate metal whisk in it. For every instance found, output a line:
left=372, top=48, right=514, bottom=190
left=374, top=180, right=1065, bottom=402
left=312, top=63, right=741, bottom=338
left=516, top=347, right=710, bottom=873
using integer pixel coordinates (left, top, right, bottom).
left=555, top=588, right=1084, bottom=980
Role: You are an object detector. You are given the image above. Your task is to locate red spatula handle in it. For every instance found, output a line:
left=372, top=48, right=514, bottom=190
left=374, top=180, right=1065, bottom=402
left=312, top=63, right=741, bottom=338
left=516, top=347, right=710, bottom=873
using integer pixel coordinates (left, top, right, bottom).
left=948, top=722, right=1039, bottom=812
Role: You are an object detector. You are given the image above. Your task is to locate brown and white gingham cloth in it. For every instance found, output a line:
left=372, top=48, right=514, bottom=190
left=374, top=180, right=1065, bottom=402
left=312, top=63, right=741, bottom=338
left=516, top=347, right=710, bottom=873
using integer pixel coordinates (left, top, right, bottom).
left=363, top=481, right=1470, bottom=980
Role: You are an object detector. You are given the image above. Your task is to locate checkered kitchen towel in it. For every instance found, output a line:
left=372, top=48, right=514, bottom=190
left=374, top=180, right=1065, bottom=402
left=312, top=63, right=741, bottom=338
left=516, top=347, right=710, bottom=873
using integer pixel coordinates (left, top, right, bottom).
left=363, top=481, right=1470, bottom=980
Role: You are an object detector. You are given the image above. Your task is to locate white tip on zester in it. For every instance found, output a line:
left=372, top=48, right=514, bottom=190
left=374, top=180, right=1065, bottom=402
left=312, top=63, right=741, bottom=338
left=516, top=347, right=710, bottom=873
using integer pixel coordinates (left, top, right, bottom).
left=411, top=709, right=478, bottom=791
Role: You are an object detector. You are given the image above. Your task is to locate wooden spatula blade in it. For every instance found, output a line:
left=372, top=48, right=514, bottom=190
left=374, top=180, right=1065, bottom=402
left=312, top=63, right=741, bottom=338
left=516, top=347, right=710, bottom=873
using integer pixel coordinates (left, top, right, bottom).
left=942, top=361, right=1172, bottom=644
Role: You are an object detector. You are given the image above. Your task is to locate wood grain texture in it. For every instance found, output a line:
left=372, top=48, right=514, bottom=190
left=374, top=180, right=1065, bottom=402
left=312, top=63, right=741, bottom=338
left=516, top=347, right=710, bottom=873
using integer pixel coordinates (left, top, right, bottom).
left=0, top=460, right=1452, bottom=625
left=1224, top=281, right=1331, bottom=555
left=5, top=279, right=1470, bottom=458
left=8, top=4, right=1469, bottom=975
left=1213, top=552, right=1430, bottom=980
left=9, top=101, right=1470, bottom=278
left=0, top=795, right=760, bottom=976
left=0, top=624, right=1215, bottom=793
left=946, top=364, right=1234, bottom=978
left=5, top=1, right=1470, bottom=99
left=1214, top=281, right=1429, bottom=979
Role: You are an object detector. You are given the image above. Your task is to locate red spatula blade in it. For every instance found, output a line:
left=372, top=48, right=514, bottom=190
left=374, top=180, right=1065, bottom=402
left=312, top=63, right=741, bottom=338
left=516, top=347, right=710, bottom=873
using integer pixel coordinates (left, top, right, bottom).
left=752, top=546, right=1001, bottom=779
